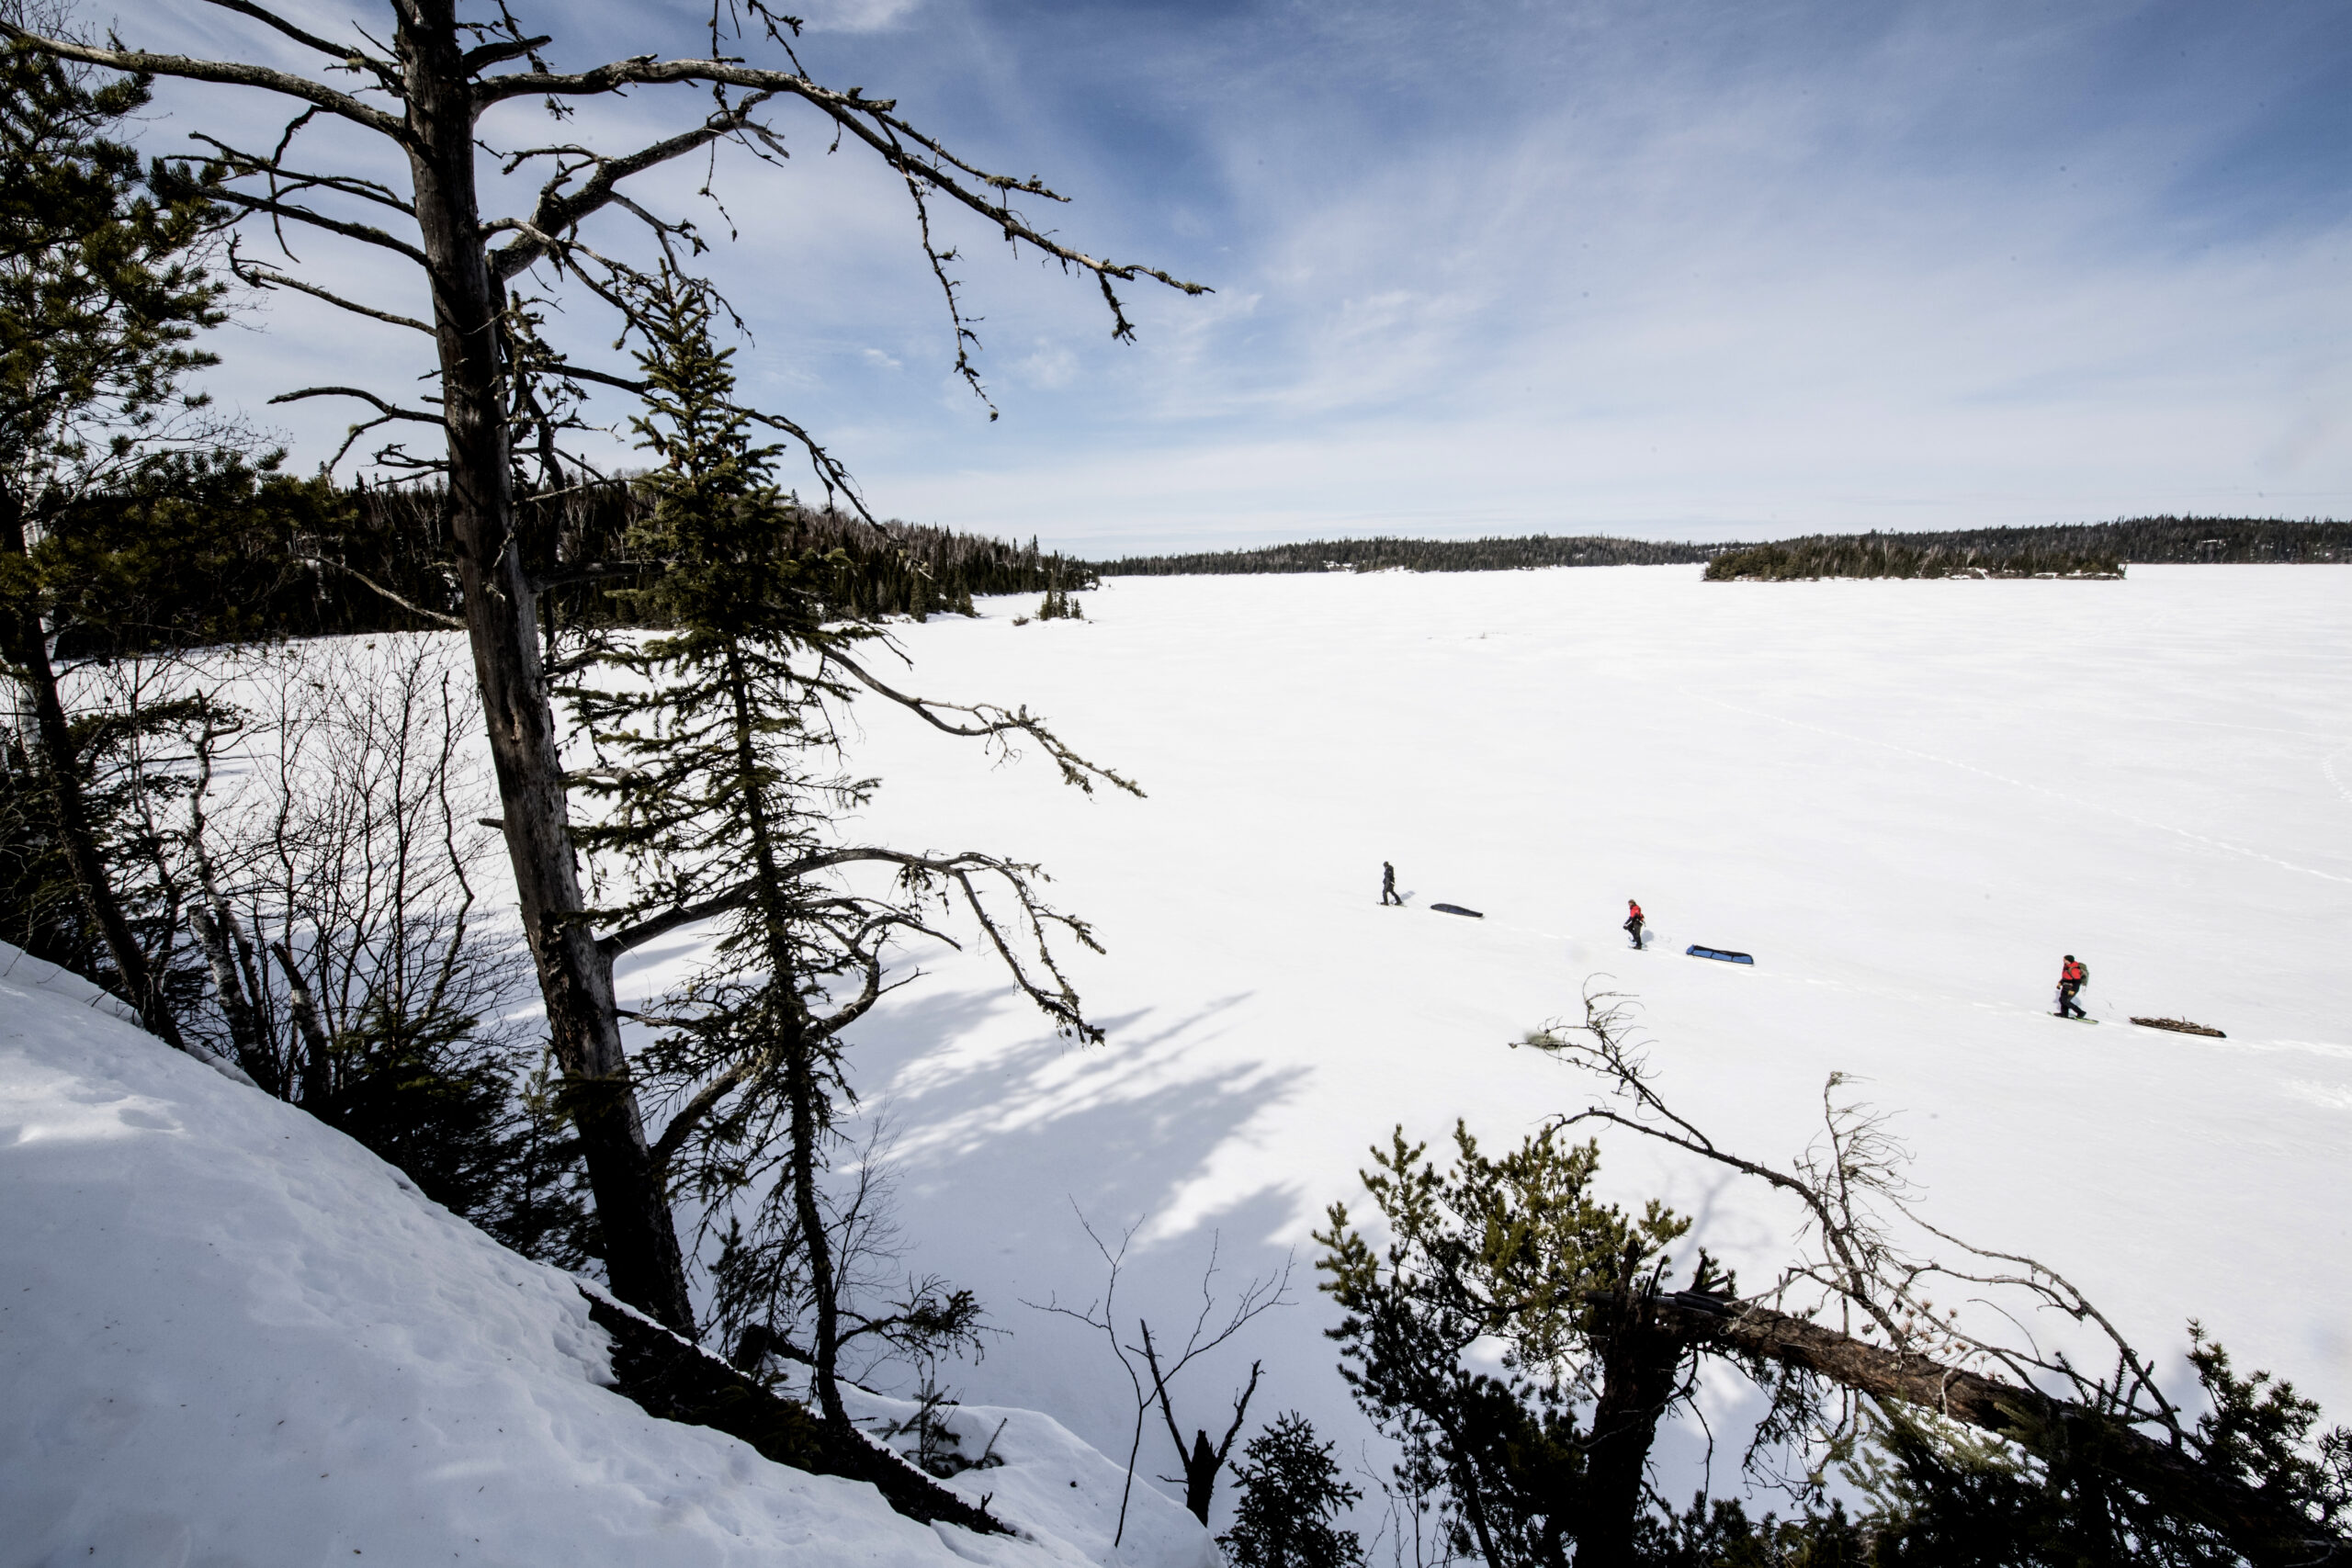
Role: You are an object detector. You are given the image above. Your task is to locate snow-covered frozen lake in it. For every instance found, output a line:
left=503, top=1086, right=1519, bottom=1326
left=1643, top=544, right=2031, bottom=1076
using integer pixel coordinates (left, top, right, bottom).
left=633, top=563, right=2352, bottom=1500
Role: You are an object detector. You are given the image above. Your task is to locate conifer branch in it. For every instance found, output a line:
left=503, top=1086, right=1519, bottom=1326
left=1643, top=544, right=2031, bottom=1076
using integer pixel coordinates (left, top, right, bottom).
left=820, top=648, right=1146, bottom=798
left=598, top=846, right=1037, bottom=958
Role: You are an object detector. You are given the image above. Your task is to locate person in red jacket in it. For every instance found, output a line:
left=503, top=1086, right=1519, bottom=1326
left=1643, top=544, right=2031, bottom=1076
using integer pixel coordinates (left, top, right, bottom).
left=1623, top=899, right=1645, bottom=950
left=2055, top=954, right=2089, bottom=1019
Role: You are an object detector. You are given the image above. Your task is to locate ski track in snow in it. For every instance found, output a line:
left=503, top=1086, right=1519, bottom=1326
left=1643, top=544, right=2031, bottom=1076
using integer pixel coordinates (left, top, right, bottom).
left=2324, top=745, right=2352, bottom=813
left=2284, top=1078, right=2352, bottom=1112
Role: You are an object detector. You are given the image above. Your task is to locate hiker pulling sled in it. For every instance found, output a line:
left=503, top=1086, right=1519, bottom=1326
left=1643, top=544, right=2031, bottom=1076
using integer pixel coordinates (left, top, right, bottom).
left=1380, top=861, right=1403, bottom=907
left=1623, top=899, right=1645, bottom=951
left=2054, top=954, right=2091, bottom=1021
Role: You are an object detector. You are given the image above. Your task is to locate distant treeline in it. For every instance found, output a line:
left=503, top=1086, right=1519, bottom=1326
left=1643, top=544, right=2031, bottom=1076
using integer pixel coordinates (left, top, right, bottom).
left=1088, top=515, right=2349, bottom=583
left=1704, top=517, right=2349, bottom=582
left=1704, top=535, right=2122, bottom=581
left=1091, top=534, right=1716, bottom=577
left=2067, top=514, right=2352, bottom=562
left=51, top=466, right=1085, bottom=654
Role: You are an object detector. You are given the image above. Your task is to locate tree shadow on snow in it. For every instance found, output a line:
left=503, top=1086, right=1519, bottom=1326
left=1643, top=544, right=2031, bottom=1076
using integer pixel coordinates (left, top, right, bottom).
left=821, top=984, right=1323, bottom=1461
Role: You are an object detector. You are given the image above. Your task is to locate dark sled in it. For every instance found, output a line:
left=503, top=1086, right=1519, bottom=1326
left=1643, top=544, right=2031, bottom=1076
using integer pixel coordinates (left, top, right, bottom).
left=2131, top=1016, right=2225, bottom=1038
left=1686, top=944, right=1753, bottom=964
left=1430, top=903, right=1485, bottom=919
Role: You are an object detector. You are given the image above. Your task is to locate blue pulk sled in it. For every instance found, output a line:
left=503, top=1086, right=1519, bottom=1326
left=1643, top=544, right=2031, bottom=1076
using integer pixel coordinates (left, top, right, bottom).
left=1430, top=903, right=1485, bottom=919
left=1686, top=944, right=1754, bottom=965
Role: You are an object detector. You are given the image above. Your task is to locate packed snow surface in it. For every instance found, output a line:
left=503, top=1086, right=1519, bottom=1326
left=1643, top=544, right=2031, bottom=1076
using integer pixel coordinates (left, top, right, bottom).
left=707, top=564, right=2350, bottom=1481
left=0, top=946, right=1214, bottom=1568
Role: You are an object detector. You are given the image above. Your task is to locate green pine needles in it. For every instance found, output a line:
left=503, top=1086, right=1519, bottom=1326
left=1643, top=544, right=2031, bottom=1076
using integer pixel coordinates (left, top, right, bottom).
left=1220, top=1413, right=1364, bottom=1568
left=569, top=267, right=1114, bottom=1432
left=1317, top=1123, right=1698, bottom=1568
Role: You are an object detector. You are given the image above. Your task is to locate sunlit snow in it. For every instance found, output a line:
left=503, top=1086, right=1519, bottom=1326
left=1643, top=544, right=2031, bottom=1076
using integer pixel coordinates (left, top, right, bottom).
left=6, top=563, right=2346, bottom=1555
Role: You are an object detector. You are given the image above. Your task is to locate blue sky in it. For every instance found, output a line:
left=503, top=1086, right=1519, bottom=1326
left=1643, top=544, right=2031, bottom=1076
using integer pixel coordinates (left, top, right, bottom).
left=120, top=0, right=2352, bottom=551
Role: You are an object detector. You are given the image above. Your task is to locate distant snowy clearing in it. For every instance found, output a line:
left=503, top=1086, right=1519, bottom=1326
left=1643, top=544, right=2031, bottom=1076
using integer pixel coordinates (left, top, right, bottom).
left=692, top=564, right=2352, bottom=1485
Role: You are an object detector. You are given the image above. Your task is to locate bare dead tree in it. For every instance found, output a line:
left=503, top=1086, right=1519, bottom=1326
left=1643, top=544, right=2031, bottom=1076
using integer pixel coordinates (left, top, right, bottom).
left=1153, top=1344, right=1263, bottom=1526
left=2, top=0, right=1207, bottom=1333
left=1027, top=1207, right=1293, bottom=1545
left=172, top=637, right=528, bottom=1104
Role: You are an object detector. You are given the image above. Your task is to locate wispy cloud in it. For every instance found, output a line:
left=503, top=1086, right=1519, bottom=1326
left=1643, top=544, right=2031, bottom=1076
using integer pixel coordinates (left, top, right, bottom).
left=105, top=0, right=2352, bottom=549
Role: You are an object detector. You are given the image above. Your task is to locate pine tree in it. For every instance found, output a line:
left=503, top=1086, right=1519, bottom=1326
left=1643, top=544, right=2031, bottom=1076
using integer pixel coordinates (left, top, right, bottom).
left=0, top=32, right=227, bottom=1046
left=1220, top=1413, right=1364, bottom=1568
left=1316, top=1123, right=1696, bottom=1568
left=570, top=268, right=1100, bottom=1432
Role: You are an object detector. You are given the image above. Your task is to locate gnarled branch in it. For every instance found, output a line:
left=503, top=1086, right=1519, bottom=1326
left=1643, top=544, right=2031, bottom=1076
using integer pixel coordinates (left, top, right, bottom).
left=0, top=26, right=407, bottom=139
left=821, top=647, right=1145, bottom=798
left=229, top=250, right=431, bottom=334
left=296, top=556, right=464, bottom=630
left=1656, top=1292, right=2344, bottom=1567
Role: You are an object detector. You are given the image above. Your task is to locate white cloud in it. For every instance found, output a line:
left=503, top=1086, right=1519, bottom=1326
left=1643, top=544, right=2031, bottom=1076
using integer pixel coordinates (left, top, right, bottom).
left=1014, top=341, right=1079, bottom=389
left=95, top=0, right=2352, bottom=549
left=795, top=0, right=925, bottom=32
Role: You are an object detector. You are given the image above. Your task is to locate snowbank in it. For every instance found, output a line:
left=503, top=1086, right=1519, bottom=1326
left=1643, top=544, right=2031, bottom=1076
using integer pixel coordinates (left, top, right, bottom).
left=0, top=942, right=1215, bottom=1568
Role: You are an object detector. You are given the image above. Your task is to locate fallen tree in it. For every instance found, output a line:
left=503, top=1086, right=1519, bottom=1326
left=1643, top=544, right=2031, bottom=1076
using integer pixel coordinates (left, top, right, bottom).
left=1647, top=1290, right=2344, bottom=1564
left=1315, top=991, right=2349, bottom=1568
left=1523, top=990, right=2350, bottom=1565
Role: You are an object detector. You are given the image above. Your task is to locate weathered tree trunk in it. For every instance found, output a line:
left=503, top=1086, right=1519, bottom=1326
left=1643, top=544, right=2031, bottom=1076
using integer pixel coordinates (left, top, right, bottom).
left=2, top=501, right=188, bottom=1052
left=1654, top=1292, right=2342, bottom=1568
left=393, top=0, right=692, bottom=1333
left=1577, top=1292, right=1690, bottom=1568
left=267, top=938, right=334, bottom=1101
left=1154, top=1355, right=1258, bottom=1525
left=1180, top=1428, right=1220, bottom=1523
left=718, top=641, right=850, bottom=1428
left=184, top=757, right=268, bottom=1082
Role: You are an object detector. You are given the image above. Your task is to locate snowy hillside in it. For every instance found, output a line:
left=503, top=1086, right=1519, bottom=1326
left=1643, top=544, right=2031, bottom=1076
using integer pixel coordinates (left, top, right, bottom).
left=666, top=563, right=2352, bottom=1494
left=0, top=944, right=1215, bottom=1568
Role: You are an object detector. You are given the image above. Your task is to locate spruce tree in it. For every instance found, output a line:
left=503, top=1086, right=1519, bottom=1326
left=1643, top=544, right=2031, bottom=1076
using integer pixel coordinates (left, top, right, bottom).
left=571, top=265, right=864, bottom=1421
left=1316, top=1123, right=1695, bottom=1568
left=571, top=268, right=1099, bottom=1431
left=1220, top=1413, right=1363, bottom=1568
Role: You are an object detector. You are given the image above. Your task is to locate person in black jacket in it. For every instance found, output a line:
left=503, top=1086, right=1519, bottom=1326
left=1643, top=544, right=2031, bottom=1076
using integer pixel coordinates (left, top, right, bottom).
left=1381, top=862, right=1402, bottom=907
left=2055, top=954, right=2089, bottom=1019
